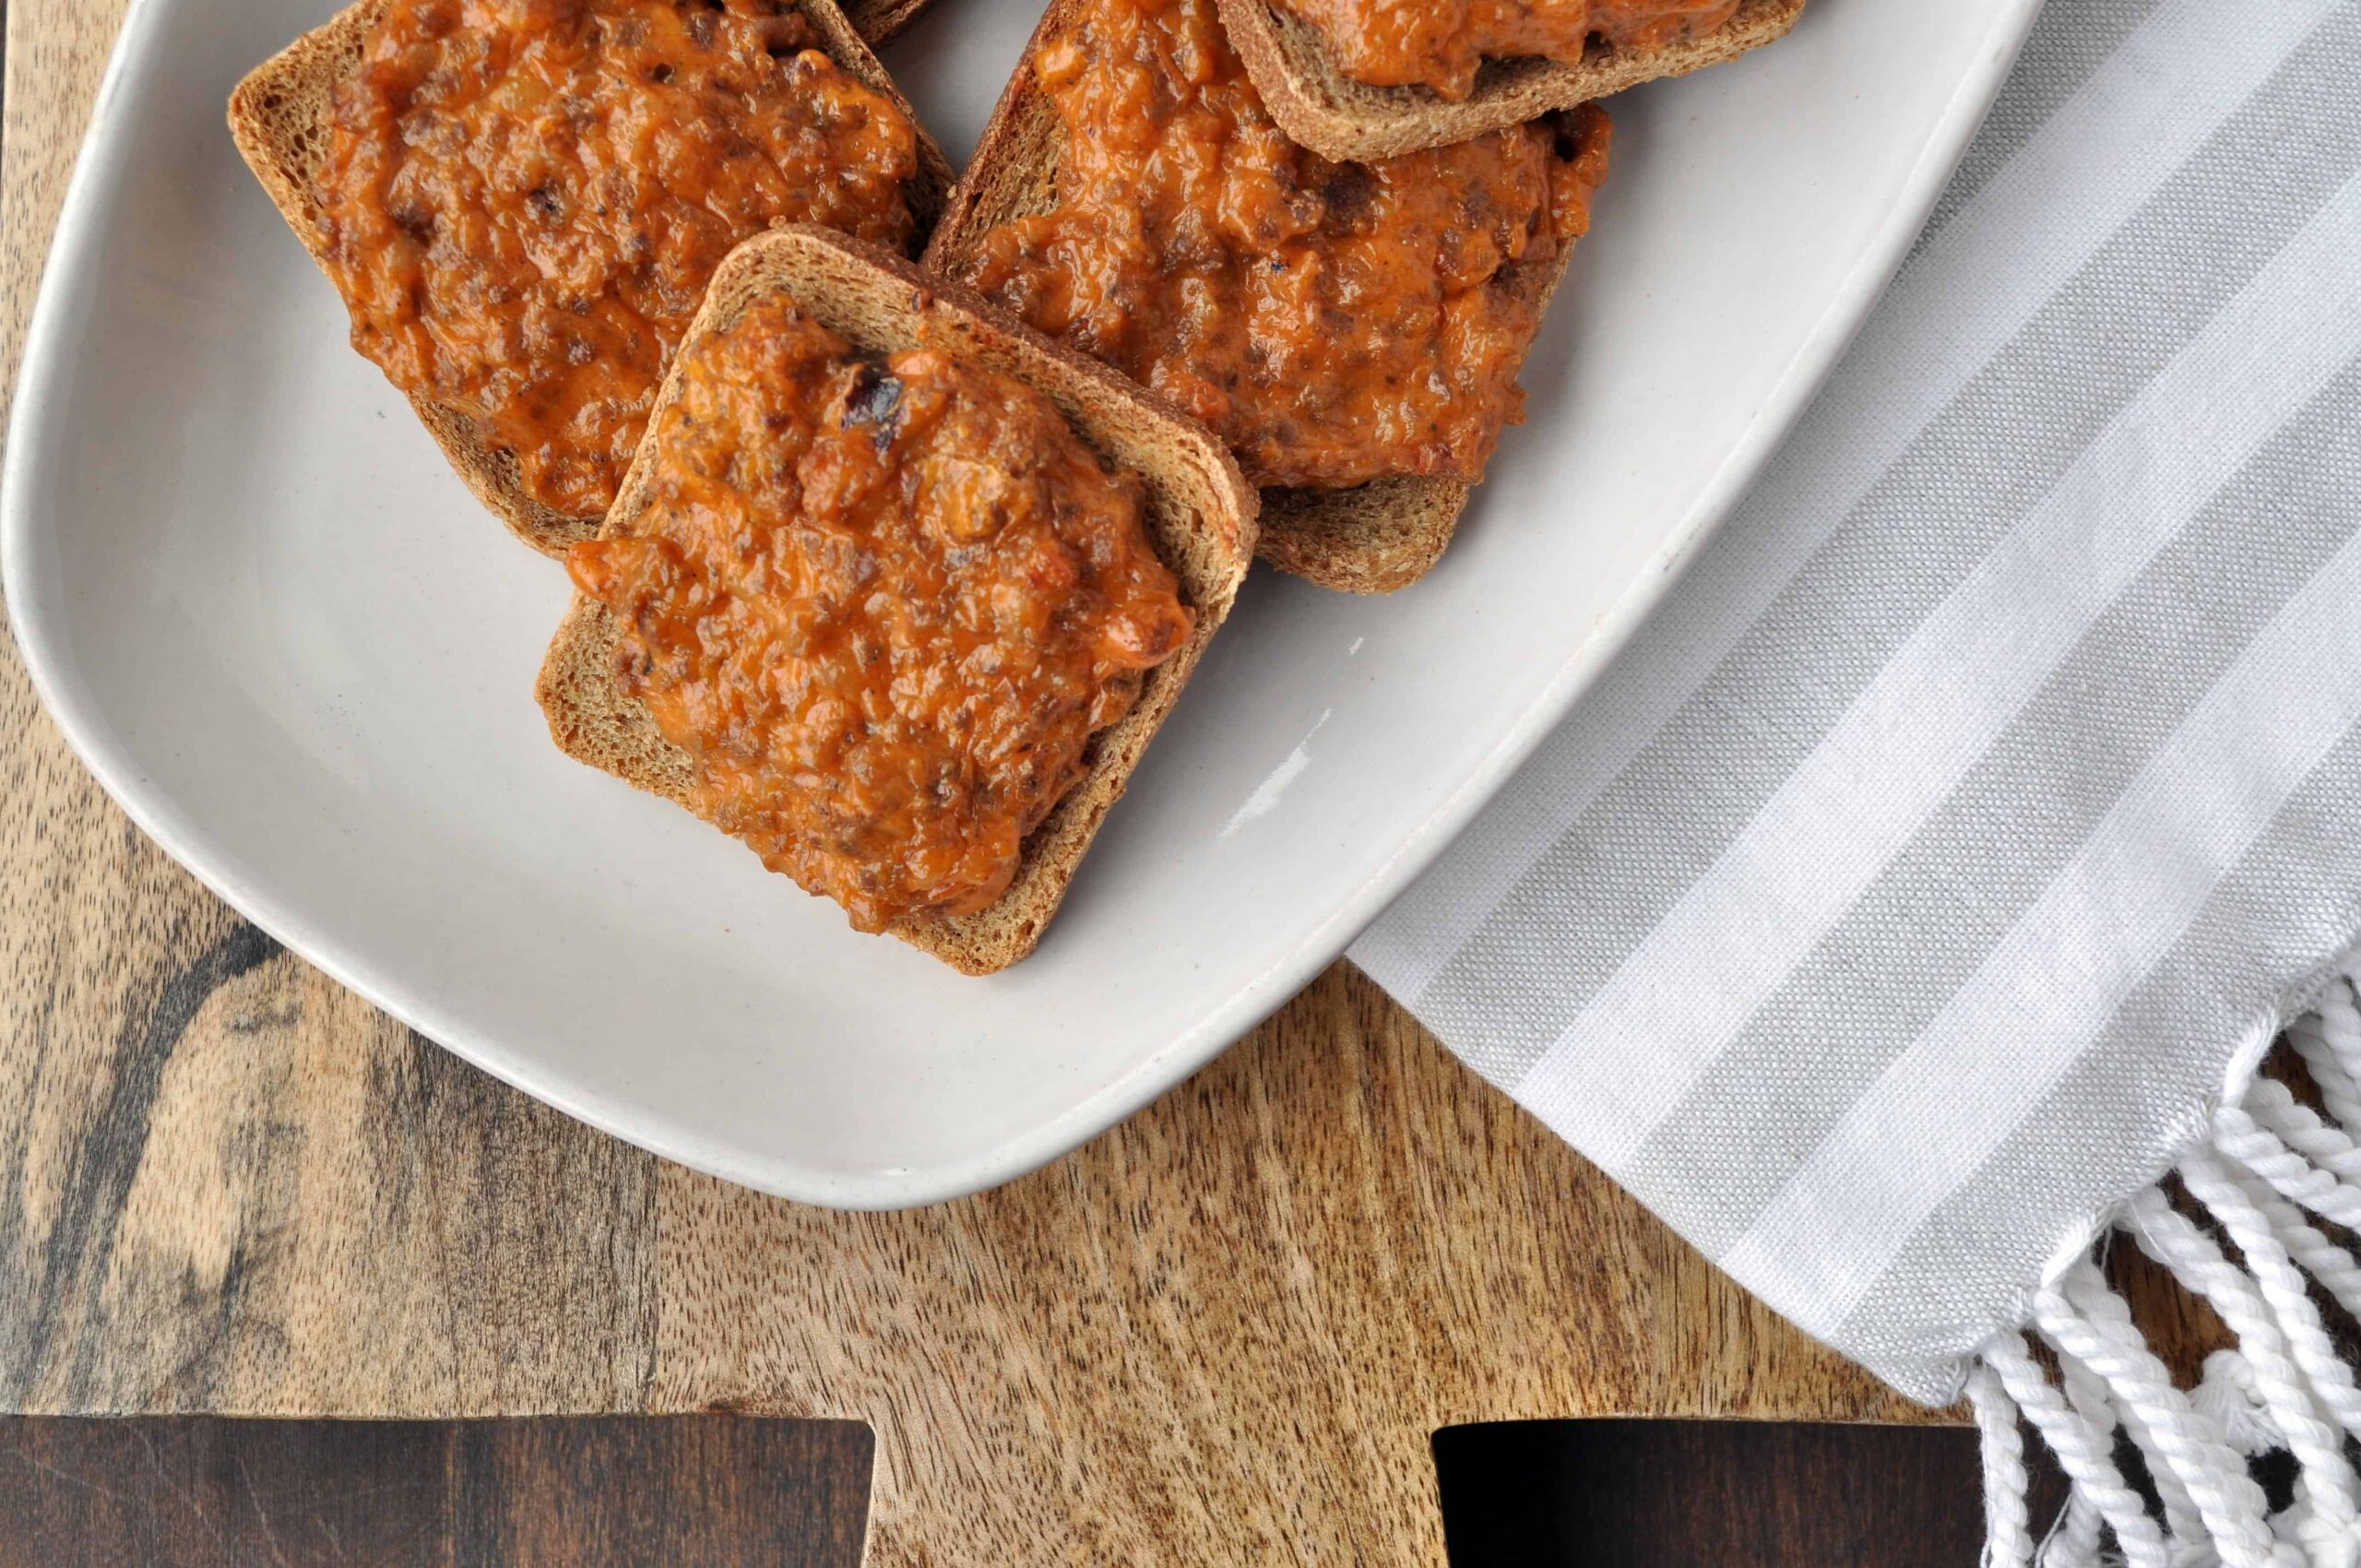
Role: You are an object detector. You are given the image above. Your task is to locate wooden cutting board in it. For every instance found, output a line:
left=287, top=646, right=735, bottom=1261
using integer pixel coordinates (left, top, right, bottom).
left=0, top=2, right=1947, bottom=1562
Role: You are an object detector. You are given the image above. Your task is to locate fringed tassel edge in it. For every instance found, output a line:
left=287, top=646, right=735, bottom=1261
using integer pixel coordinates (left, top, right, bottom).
left=1969, top=962, right=2361, bottom=1568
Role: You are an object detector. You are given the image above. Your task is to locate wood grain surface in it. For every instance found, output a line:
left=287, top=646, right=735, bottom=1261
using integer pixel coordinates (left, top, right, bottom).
left=0, top=1414, right=2004, bottom=1566
left=0, top=1417, right=877, bottom=1566
left=0, top=1, right=1958, bottom=1563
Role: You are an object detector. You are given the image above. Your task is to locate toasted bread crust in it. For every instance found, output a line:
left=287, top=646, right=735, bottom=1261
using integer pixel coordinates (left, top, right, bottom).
left=1217, top=0, right=1804, bottom=162
left=227, top=0, right=955, bottom=558
left=923, top=0, right=1591, bottom=593
left=838, top=0, right=940, bottom=44
left=536, top=226, right=1257, bottom=974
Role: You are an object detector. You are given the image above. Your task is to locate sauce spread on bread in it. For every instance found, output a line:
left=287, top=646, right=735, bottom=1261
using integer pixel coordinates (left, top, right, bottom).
left=566, top=296, right=1192, bottom=932
left=954, top=0, right=1609, bottom=492
left=1268, top=0, right=1741, bottom=100
left=313, top=0, right=921, bottom=519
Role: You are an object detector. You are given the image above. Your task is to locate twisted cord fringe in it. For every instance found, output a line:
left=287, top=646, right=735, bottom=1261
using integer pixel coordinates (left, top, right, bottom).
left=1974, top=963, right=2361, bottom=1568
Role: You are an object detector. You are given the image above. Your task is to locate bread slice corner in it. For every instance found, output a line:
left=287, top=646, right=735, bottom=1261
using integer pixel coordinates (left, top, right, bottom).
left=226, top=0, right=955, bottom=559
left=536, top=225, right=1259, bottom=975
left=1255, top=480, right=1471, bottom=595
left=836, top=0, right=941, bottom=46
left=1216, top=0, right=1805, bottom=163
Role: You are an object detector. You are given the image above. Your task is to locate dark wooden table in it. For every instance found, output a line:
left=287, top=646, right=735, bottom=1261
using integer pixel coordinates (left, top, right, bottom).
left=0, top=0, right=2151, bottom=1562
left=0, top=1414, right=1999, bottom=1564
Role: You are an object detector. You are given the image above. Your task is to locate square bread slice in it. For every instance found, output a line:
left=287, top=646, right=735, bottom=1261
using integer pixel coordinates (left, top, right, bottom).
left=536, top=225, right=1259, bottom=975
left=226, top=0, right=955, bottom=559
left=1217, top=0, right=1806, bottom=163
left=921, top=0, right=1601, bottom=594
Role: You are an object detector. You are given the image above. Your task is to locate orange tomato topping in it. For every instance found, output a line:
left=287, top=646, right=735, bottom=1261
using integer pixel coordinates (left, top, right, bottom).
left=314, top=0, right=921, bottom=517
left=1270, top=0, right=1742, bottom=101
left=957, top=0, right=1611, bottom=493
left=568, top=297, right=1193, bottom=932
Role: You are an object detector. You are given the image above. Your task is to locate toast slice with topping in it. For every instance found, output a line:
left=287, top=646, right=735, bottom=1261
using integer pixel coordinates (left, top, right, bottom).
left=1218, top=0, right=1804, bottom=162
left=537, top=226, right=1257, bottom=975
left=924, top=0, right=1608, bottom=594
left=228, top=0, right=954, bottom=557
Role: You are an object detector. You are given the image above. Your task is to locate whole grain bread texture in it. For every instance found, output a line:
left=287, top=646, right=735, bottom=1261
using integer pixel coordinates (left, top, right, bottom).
left=537, top=226, right=1258, bottom=975
left=1217, top=0, right=1804, bottom=162
left=837, top=0, right=939, bottom=44
left=923, top=0, right=1597, bottom=593
left=227, top=0, right=955, bottom=558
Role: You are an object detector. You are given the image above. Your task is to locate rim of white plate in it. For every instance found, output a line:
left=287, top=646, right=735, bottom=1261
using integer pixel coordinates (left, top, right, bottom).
left=0, top=0, right=2042, bottom=1208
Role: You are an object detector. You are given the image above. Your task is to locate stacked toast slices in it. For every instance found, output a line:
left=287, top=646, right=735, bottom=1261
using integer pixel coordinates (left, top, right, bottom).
left=536, top=228, right=1255, bottom=975
left=1216, top=0, right=1807, bottom=163
left=234, top=0, right=1802, bottom=588
left=228, top=0, right=955, bottom=558
left=920, top=0, right=1584, bottom=595
left=228, top=0, right=1799, bottom=966
left=934, top=0, right=1801, bottom=591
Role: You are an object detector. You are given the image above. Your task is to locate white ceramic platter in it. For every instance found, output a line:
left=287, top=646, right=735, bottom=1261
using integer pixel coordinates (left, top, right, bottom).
left=4, top=0, right=2036, bottom=1206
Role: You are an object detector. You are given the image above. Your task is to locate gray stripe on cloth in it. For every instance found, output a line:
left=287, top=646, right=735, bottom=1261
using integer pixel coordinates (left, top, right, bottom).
left=1412, top=13, right=2361, bottom=1087
left=1916, top=0, right=2166, bottom=247
left=1613, top=359, right=2361, bottom=1259
left=1831, top=717, right=2361, bottom=1405
left=1352, top=0, right=2343, bottom=1008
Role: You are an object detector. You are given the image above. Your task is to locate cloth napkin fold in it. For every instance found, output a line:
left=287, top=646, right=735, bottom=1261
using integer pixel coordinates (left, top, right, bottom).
left=1354, top=0, right=2361, bottom=1560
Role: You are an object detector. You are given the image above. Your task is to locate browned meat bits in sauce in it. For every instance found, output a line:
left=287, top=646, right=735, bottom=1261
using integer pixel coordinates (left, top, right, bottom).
left=955, top=0, right=1610, bottom=492
left=313, top=0, right=922, bottom=517
left=566, top=296, right=1194, bottom=932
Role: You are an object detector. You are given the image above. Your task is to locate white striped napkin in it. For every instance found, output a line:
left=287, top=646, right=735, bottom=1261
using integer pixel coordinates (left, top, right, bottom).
left=1354, top=0, right=2361, bottom=1560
